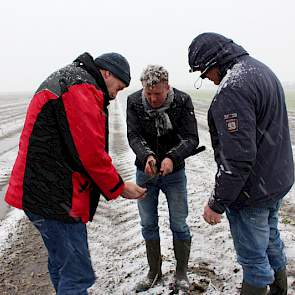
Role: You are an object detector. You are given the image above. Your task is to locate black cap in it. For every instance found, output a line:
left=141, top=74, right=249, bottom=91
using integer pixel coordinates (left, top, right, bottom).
left=94, top=52, right=131, bottom=86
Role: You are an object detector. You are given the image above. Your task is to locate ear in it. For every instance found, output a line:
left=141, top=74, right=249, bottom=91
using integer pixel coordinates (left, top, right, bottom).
left=100, top=69, right=111, bottom=80
left=105, top=70, right=111, bottom=79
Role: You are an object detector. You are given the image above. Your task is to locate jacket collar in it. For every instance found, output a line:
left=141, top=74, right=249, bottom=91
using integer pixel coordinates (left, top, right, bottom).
left=74, top=52, right=111, bottom=103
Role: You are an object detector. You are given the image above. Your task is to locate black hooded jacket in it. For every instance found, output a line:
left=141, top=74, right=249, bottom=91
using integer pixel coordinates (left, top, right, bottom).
left=189, top=33, right=294, bottom=213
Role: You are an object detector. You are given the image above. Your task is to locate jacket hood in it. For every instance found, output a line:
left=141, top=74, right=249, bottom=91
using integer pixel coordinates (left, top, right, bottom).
left=188, top=33, right=249, bottom=76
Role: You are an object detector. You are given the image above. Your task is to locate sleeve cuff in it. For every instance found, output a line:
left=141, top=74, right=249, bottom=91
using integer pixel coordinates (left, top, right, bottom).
left=208, top=195, right=225, bottom=214
left=106, top=175, right=125, bottom=200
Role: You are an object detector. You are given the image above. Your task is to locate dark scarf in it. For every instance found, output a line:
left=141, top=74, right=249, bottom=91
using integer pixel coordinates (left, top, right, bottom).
left=74, top=52, right=111, bottom=103
left=142, top=88, right=174, bottom=136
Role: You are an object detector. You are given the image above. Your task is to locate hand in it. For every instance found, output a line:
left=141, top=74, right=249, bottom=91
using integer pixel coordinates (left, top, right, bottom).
left=144, top=155, right=157, bottom=176
left=121, top=181, right=146, bottom=200
left=203, top=202, right=221, bottom=225
left=160, top=158, right=173, bottom=176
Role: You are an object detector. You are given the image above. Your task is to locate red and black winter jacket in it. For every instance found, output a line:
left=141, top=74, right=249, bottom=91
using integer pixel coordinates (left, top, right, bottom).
left=5, top=53, right=124, bottom=223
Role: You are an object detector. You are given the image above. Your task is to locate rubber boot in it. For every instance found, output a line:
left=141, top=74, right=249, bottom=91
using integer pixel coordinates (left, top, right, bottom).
left=268, top=267, right=287, bottom=295
left=173, top=239, right=191, bottom=292
left=241, top=281, right=267, bottom=295
left=135, top=240, right=162, bottom=293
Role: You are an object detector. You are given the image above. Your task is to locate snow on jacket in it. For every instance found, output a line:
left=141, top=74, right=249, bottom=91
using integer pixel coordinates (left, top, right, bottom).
left=195, top=35, right=295, bottom=213
left=127, top=88, right=199, bottom=171
left=5, top=53, right=124, bottom=223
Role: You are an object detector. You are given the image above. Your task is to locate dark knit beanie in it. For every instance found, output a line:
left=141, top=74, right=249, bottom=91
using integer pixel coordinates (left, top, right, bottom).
left=94, top=52, right=131, bottom=86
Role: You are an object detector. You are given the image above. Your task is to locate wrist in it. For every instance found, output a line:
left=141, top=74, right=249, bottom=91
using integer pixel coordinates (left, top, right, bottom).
left=165, top=154, right=176, bottom=167
left=121, top=183, right=127, bottom=198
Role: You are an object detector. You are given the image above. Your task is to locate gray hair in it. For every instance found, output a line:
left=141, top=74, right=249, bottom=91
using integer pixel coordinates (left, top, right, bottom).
left=140, top=65, right=169, bottom=87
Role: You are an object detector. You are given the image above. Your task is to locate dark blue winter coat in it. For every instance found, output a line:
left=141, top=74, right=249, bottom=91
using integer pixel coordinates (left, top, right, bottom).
left=190, top=33, right=294, bottom=213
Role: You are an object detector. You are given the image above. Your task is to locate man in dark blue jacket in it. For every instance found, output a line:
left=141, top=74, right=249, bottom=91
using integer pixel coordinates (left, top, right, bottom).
left=188, top=33, right=294, bottom=295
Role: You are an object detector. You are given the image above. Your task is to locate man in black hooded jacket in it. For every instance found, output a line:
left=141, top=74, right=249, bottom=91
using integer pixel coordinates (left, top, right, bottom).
left=127, top=65, right=199, bottom=292
left=188, top=33, right=294, bottom=295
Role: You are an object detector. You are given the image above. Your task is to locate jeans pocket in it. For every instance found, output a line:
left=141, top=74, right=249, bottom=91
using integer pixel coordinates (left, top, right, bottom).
left=235, top=207, right=270, bottom=252
left=25, top=211, right=46, bottom=229
left=241, top=207, right=268, bottom=225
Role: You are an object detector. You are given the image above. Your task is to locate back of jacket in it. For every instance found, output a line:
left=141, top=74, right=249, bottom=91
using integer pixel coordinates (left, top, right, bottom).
left=127, top=88, right=199, bottom=171
left=208, top=55, right=294, bottom=212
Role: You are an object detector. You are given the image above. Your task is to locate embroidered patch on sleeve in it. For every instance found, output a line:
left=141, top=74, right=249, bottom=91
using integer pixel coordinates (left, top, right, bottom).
left=224, top=113, right=238, bottom=132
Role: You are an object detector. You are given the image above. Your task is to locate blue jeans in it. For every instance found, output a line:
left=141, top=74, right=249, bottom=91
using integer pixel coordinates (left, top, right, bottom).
left=226, top=200, right=287, bottom=287
left=25, top=211, right=95, bottom=295
left=136, top=168, right=190, bottom=241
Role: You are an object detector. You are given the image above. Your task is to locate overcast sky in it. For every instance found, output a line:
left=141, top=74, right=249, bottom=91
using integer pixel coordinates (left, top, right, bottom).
left=1, top=0, right=294, bottom=92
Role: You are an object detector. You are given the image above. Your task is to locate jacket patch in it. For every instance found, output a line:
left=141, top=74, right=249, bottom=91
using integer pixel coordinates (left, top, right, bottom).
left=224, top=113, right=238, bottom=132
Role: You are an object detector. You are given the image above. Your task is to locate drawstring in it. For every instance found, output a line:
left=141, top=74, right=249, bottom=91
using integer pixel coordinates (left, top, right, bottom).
left=194, top=76, right=203, bottom=90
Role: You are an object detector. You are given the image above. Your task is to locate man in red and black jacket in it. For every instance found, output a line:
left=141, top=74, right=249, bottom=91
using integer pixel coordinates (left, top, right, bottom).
left=5, top=52, right=146, bottom=294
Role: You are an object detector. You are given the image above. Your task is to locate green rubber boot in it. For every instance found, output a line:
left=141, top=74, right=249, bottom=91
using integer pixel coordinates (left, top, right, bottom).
left=135, top=240, right=162, bottom=293
left=173, top=239, right=191, bottom=292
left=241, top=281, right=267, bottom=295
left=268, top=267, right=287, bottom=295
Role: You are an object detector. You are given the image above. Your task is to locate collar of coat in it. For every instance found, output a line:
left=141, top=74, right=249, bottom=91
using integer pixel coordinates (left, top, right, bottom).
left=74, top=52, right=111, bottom=104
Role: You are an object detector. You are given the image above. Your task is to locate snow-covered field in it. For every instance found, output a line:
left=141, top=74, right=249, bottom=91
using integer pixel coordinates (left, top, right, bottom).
left=0, top=93, right=294, bottom=294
